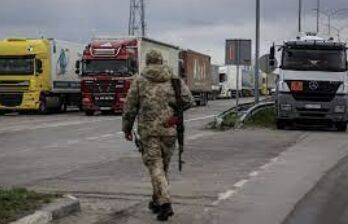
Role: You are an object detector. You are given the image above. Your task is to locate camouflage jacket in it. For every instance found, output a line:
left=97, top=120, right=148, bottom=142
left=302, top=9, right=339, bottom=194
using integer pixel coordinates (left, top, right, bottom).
left=122, top=64, right=194, bottom=138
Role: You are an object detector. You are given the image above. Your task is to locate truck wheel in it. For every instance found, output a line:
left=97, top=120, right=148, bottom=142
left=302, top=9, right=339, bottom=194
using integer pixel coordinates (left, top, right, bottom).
left=336, top=122, right=347, bottom=132
left=0, top=110, right=5, bottom=116
left=38, top=101, right=48, bottom=114
left=196, top=100, right=201, bottom=106
left=85, top=110, right=95, bottom=116
left=59, top=99, right=67, bottom=113
left=276, top=119, right=286, bottom=130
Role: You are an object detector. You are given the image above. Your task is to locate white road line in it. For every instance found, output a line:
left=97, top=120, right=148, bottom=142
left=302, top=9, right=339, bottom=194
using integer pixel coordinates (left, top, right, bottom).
left=86, top=136, right=100, bottom=141
left=209, top=155, right=281, bottom=209
left=187, top=132, right=214, bottom=141
left=0, top=117, right=121, bottom=134
left=185, top=115, right=216, bottom=122
left=101, top=134, right=114, bottom=138
left=248, top=171, right=260, bottom=178
left=233, top=179, right=248, bottom=188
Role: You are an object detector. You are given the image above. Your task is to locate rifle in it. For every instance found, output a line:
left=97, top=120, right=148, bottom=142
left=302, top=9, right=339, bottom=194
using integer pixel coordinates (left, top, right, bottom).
left=133, top=130, right=143, bottom=154
left=171, top=78, right=185, bottom=172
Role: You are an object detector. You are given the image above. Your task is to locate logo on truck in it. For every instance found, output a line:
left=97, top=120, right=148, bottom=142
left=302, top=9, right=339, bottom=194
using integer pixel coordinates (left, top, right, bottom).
left=57, top=49, right=70, bottom=75
left=309, top=81, right=319, bottom=91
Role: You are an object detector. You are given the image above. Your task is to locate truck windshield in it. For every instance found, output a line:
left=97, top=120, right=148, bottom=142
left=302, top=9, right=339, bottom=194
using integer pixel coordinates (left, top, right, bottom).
left=282, top=48, right=347, bottom=72
left=83, top=60, right=131, bottom=76
left=0, top=58, right=35, bottom=75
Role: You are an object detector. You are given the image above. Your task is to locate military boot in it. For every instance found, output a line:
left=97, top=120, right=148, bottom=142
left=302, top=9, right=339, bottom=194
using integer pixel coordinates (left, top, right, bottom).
left=157, top=203, right=174, bottom=221
left=148, top=196, right=160, bottom=214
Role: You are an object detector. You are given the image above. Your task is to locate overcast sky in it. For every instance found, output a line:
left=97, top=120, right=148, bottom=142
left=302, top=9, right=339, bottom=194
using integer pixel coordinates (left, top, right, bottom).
left=1, top=0, right=348, bottom=64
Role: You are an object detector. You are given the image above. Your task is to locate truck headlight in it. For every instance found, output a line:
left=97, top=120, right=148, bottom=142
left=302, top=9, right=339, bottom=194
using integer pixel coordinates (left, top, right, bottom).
left=280, top=104, right=292, bottom=111
left=334, top=105, right=345, bottom=113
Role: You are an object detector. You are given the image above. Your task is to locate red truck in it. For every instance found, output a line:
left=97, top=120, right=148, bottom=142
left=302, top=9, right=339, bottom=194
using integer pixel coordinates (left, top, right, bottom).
left=75, top=37, right=179, bottom=115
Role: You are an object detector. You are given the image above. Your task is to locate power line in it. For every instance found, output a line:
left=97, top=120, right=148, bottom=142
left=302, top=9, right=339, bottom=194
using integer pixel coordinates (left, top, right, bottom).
left=128, top=0, right=146, bottom=37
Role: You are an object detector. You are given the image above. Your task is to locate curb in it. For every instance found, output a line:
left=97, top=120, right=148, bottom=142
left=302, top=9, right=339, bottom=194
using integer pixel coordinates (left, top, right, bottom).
left=10, top=195, right=80, bottom=224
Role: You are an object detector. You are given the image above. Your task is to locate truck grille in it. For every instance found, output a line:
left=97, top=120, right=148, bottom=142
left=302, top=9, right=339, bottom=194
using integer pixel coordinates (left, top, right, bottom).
left=0, top=80, right=29, bottom=92
left=86, top=80, right=118, bottom=93
left=0, top=93, right=23, bottom=107
left=286, top=80, right=342, bottom=102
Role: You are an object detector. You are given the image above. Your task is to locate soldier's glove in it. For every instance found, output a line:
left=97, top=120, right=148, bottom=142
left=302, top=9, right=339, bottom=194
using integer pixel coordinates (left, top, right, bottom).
left=124, top=131, right=133, bottom=141
left=164, top=116, right=179, bottom=128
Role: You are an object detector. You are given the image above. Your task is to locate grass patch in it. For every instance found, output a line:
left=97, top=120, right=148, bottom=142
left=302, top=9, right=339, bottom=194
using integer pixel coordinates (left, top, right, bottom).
left=0, top=188, right=58, bottom=224
left=244, top=107, right=276, bottom=129
left=221, top=112, right=239, bottom=128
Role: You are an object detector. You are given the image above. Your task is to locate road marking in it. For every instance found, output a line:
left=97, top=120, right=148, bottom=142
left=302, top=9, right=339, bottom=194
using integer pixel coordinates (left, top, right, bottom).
left=185, top=115, right=216, bottom=122
left=101, top=134, right=114, bottom=138
left=0, top=117, right=121, bottom=134
left=187, top=132, right=214, bottom=141
left=233, top=179, right=248, bottom=188
left=86, top=136, right=100, bottom=141
left=209, top=155, right=281, bottom=209
left=248, top=171, right=260, bottom=177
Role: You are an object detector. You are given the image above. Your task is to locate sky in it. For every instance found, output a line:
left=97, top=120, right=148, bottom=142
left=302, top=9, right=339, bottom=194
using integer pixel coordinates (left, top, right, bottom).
left=0, top=0, right=348, bottom=64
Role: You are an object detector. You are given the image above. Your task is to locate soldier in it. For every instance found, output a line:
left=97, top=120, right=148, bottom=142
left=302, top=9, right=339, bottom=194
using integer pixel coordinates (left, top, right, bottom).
left=122, top=50, right=194, bottom=221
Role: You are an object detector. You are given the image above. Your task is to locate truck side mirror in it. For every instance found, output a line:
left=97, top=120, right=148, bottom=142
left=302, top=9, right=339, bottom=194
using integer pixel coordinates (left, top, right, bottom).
left=36, top=59, right=43, bottom=74
left=75, top=60, right=81, bottom=75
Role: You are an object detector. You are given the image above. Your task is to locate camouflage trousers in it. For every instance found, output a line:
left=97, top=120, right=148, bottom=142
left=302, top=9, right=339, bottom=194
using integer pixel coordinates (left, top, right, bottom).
left=141, top=136, right=176, bottom=205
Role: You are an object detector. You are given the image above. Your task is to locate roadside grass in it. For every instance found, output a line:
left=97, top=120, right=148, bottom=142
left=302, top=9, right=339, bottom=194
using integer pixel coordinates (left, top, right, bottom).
left=0, top=188, right=58, bottom=224
left=244, top=107, right=276, bottom=129
left=221, top=112, right=239, bottom=128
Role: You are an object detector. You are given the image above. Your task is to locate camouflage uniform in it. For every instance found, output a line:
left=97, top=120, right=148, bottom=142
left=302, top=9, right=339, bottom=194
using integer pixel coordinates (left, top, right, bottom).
left=122, top=50, right=194, bottom=205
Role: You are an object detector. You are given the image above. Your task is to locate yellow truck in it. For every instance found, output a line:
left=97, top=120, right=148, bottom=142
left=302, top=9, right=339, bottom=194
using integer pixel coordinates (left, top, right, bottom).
left=0, top=38, right=84, bottom=114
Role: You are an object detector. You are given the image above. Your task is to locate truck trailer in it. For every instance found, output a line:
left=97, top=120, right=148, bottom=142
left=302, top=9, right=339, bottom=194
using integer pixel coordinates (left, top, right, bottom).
left=218, top=65, right=253, bottom=98
left=179, top=50, right=212, bottom=106
left=76, top=37, right=180, bottom=115
left=0, top=38, right=84, bottom=114
left=271, top=33, right=348, bottom=131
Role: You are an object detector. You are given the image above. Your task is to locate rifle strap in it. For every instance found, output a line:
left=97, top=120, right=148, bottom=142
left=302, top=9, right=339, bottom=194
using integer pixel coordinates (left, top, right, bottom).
left=171, top=78, right=183, bottom=112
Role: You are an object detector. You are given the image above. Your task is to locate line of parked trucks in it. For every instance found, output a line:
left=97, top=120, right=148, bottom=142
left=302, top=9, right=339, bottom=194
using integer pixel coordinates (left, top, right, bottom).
left=0, top=36, right=274, bottom=115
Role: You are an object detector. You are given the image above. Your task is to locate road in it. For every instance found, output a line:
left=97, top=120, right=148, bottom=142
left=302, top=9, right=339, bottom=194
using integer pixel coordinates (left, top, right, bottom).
left=1, top=98, right=348, bottom=224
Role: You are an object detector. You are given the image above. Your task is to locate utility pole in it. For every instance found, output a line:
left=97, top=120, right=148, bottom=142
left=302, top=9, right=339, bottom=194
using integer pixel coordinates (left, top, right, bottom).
left=255, top=0, right=260, bottom=104
left=129, top=0, right=146, bottom=37
left=299, top=0, right=302, bottom=32
left=316, top=0, right=320, bottom=33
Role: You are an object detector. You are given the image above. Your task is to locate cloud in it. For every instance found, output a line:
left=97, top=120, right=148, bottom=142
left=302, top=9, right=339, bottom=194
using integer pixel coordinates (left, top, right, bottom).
left=0, top=0, right=347, bottom=63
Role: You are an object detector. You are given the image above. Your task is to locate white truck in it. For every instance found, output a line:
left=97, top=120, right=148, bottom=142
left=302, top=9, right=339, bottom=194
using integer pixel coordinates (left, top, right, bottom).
left=0, top=38, right=84, bottom=113
left=270, top=34, right=348, bottom=131
left=218, top=65, right=253, bottom=98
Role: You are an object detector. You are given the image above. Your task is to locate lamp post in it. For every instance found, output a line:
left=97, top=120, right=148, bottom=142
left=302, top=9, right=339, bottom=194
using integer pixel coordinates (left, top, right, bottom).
left=255, top=0, right=260, bottom=104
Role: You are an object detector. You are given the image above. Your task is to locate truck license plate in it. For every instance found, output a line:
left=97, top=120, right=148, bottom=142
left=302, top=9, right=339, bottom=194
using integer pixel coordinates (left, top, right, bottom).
left=291, top=81, right=303, bottom=92
left=305, top=104, right=321, bottom=109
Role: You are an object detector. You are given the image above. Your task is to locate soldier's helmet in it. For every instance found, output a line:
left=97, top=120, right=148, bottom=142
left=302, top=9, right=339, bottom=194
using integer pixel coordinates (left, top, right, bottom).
left=146, top=50, right=163, bottom=65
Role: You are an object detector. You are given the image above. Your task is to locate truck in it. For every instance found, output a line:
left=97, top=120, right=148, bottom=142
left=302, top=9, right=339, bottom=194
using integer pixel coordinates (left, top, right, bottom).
left=261, top=72, right=277, bottom=95
left=76, top=37, right=179, bottom=115
left=210, top=64, right=221, bottom=100
left=218, top=65, right=253, bottom=98
left=270, top=33, right=348, bottom=131
left=0, top=38, right=84, bottom=114
left=179, top=50, right=212, bottom=106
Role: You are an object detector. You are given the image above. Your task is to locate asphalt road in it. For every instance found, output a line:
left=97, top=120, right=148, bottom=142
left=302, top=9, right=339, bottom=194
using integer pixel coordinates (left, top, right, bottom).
left=2, top=98, right=347, bottom=224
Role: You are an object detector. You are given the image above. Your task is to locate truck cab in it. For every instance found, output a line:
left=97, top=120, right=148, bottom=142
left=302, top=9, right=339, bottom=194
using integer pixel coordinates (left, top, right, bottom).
left=271, top=34, right=348, bottom=131
left=77, top=38, right=137, bottom=115
left=0, top=38, right=48, bottom=113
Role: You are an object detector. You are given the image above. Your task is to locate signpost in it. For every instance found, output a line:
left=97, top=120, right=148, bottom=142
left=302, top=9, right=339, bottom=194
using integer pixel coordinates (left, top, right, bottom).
left=225, top=39, right=252, bottom=109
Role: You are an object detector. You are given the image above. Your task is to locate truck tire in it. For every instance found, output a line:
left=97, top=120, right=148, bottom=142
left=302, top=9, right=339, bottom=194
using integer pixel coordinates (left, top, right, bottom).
left=38, top=101, right=48, bottom=115
left=336, top=122, right=347, bottom=132
left=276, top=119, right=286, bottom=130
left=59, top=98, right=67, bottom=113
left=85, top=110, right=95, bottom=116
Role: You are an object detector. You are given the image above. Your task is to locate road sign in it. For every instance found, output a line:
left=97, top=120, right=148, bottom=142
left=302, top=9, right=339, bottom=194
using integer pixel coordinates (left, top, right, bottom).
left=259, top=54, right=278, bottom=73
left=225, top=39, right=252, bottom=65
